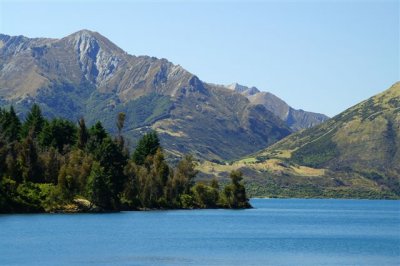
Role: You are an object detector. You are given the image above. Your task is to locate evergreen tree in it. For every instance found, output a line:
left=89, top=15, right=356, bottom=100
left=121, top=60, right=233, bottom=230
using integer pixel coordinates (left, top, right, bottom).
left=39, top=147, right=63, bottom=184
left=77, top=117, right=89, bottom=150
left=93, top=137, right=127, bottom=206
left=87, top=121, right=107, bottom=153
left=0, top=132, right=7, bottom=177
left=0, top=106, right=21, bottom=142
left=39, top=119, right=77, bottom=152
left=19, top=130, right=42, bottom=183
left=21, top=104, right=45, bottom=138
left=132, top=131, right=160, bottom=165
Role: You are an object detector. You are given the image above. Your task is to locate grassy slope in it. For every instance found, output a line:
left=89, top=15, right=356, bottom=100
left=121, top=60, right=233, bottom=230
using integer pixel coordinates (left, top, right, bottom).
left=198, top=82, right=400, bottom=199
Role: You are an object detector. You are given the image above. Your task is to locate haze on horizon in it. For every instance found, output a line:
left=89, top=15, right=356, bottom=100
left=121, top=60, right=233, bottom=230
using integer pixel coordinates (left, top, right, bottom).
left=0, top=0, right=398, bottom=117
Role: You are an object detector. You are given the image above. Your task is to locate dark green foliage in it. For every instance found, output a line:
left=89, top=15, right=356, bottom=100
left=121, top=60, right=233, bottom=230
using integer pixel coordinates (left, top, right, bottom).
left=132, top=131, right=160, bottom=165
left=0, top=106, right=21, bottom=142
left=86, top=162, right=113, bottom=210
left=0, top=104, right=251, bottom=213
left=39, top=118, right=77, bottom=153
left=77, top=118, right=89, bottom=150
left=19, top=132, right=42, bottom=183
left=21, top=104, right=45, bottom=138
left=92, top=137, right=127, bottom=205
left=86, top=121, right=107, bottom=153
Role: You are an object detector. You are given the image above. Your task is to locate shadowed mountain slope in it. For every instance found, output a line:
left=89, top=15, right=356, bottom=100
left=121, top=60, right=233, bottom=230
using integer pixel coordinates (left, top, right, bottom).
left=0, top=30, right=291, bottom=161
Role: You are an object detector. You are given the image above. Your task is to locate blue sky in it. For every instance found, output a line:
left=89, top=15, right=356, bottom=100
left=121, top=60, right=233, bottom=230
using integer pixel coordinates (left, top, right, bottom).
left=0, top=0, right=398, bottom=116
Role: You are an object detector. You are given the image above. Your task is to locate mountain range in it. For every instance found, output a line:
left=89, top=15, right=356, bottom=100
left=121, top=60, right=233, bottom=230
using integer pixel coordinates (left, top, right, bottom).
left=0, top=30, right=327, bottom=161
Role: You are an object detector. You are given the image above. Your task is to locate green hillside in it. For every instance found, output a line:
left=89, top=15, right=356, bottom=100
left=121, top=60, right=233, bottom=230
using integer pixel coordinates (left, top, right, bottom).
left=199, top=82, right=400, bottom=199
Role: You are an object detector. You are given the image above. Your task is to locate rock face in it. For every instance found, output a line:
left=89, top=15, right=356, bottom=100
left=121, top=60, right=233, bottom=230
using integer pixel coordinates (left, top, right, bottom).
left=0, top=30, right=292, bottom=161
left=227, top=83, right=329, bottom=131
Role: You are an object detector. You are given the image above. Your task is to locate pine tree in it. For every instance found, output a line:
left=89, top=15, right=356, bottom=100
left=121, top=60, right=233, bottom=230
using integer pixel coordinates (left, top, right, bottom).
left=39, top=118, right=76, bottom=152
left=21, top=104, right=45, bottom=138
left=132, top=131, right=160, bottom=165
left=0, top=106, right=21, bottom=142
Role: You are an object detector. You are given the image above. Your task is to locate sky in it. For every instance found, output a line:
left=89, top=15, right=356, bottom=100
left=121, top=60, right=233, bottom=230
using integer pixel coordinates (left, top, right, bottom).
left=0, top=0, right=398, bottom=117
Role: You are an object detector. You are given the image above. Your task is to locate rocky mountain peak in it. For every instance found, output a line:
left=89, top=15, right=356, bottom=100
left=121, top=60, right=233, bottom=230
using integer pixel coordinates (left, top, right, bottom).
left=229, top=82, right=329, bottom=130
left=61, top=30, right=126, bottom=85
left=227, top=83, right=260, bottom=96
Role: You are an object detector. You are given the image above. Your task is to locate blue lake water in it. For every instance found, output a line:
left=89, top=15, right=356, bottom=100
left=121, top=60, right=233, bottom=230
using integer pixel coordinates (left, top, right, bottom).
left=1, top=199, right=399, bottom=266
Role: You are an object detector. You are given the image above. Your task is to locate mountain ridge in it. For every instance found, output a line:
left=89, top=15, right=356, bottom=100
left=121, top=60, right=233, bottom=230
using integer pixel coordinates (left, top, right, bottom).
left=0, top=30, right=293, bottom=161
left=227, top=83, right=329, bottom=130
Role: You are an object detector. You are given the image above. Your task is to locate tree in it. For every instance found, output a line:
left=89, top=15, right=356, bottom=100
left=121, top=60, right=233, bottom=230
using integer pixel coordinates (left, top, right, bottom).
left=57, top=149, right=93, bottom=199
left=191, top=182, right=219, bottom=208
left=210, top=178, right=220, bottom=190
left=122, top=160, right=139, bottom=208
left=132, top=131, right=160, bottom=165
left=0, top=106, right=21, bottom=142
left=39, top=147, right=63, bottom=184
left=92, top=137, right=127, bottom=205
left=19, top=130, right=42, bottom=183
left=165, top=155, right=198, bottom=206
left=222, top=170, right=251, bottom=209
left=21, top=104, right=45, bottom=138
left=140, top=149, right=170, bottom=208
left=39, top=119, right=77, bottom=153
left=86, top=162, right=113, bottom=210
left=174, top=155, right=197, bottom=194
left=77, top=117, right=89, bottom=150
left=116, top=112, right=126, bottom=149
left=86, top=121, right=107, bottom=153
left=0, top=132, right=8, bottom=178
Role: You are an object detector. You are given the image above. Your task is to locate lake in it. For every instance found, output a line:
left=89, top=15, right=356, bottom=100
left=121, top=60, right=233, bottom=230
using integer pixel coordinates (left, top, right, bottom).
left=1, top=199, right=399, bottom=266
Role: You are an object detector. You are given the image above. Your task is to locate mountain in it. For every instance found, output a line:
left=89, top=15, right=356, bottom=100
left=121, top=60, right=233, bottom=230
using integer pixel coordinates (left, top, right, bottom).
left=227, top=83, right=329, bottom=131
left=199, top=82, right=400, bottom=198
left=0, top=30, right=292, bottom=161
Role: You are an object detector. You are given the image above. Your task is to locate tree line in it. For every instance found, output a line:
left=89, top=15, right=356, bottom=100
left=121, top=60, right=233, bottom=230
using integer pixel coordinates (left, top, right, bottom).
left=0, top=104, right=250, bottom=213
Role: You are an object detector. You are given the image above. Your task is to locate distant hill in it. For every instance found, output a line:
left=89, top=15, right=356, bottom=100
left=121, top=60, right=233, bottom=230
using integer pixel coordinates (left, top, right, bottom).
left=199, top=82, right=400, bottom=199
left=0, top=30, right=293, bottom=161
left=227, top=83, right=329, bottom=131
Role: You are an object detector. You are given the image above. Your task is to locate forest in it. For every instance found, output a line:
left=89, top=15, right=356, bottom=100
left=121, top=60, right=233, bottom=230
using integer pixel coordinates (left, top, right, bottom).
left=0, top=104, right=251, bottom=213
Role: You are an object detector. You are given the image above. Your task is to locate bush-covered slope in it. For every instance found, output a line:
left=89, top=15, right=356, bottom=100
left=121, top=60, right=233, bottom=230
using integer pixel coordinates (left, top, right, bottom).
left=198, top=82, right=400, bottom=199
